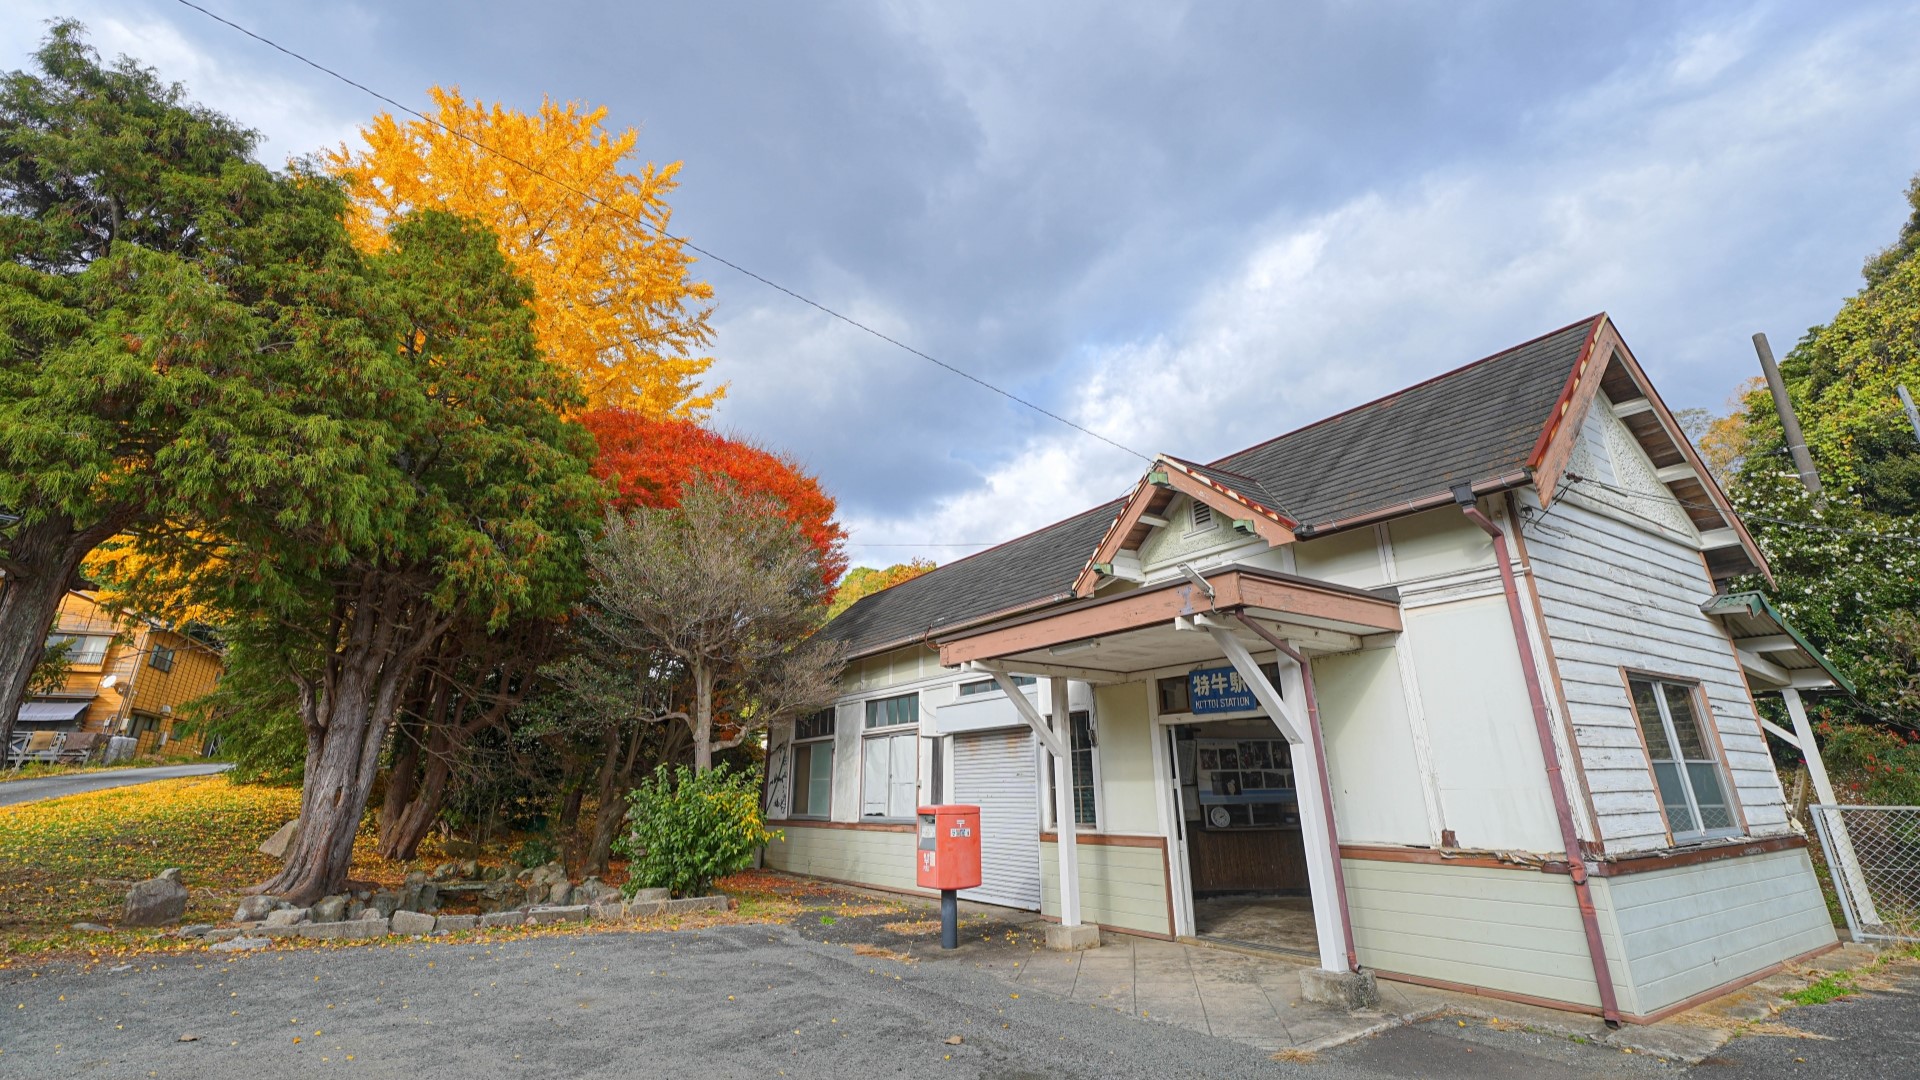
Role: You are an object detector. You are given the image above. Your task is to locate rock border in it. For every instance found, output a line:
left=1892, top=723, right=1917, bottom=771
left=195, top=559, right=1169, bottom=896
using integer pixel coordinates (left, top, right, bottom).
left=205, top=893, right=732, bottom=946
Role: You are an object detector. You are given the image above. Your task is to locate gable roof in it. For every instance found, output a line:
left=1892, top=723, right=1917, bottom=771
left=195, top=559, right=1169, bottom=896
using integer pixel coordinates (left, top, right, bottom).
left=825, top=314, right=1750, bottom=659
left=1213, top=315, right=1599, bottom=532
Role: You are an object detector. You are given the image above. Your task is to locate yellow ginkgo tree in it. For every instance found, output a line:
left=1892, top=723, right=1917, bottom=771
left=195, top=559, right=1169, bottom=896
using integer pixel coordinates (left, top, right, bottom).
left=326, top=87, right=720, bottom=416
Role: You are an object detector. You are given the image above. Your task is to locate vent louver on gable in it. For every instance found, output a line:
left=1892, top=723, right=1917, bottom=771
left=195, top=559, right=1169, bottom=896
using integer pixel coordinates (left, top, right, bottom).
left=1190, top=501, right=1214, bottom=530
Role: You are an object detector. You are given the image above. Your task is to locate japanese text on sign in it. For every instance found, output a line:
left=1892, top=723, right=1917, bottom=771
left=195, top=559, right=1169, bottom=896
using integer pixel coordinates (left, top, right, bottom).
left=1188, top=665, right=1259, bottom=714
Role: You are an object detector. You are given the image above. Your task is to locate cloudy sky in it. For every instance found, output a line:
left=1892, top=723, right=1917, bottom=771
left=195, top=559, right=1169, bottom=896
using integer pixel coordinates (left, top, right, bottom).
left=9, top=1, right=1920, bottom=567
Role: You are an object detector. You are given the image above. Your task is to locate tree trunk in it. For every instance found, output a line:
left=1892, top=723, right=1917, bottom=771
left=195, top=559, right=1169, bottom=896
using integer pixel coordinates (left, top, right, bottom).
left=559, top=781, right=585, bottom=832
left=379, top=716, right=424, bottom=845
left=256, top=575, right=448, bottom=904
left=0, top=513, right=123, bottom=753
left=691, top=660, right=714, bottom=772
left=378, top=746, right=453, bottom=862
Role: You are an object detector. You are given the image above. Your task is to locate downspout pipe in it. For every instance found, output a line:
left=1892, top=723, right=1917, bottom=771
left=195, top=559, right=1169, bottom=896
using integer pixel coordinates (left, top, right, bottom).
left=1453, top=484, right=1621, bottom=1026
left=1232, top=613, right=1360, bottom=973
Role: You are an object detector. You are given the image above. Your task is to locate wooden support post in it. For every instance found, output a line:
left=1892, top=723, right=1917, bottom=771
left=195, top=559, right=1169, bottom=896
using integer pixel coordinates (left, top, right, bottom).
left=1051, top=677, right=1082, bottom=929
left=1202, top=623, right=1349, bottom=973
left=1784, top=688, right=1880, bottom=925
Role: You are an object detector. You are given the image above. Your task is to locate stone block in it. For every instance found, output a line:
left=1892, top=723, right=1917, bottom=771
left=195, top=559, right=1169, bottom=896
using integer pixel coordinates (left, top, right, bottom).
left=1298, top=967, right=1379, bottom=1010
left=310, top=895, right=348, bottom=923
left=390, top=910, right=435, bottom=936
left=345, top=917, right=389, bottom=939
left=367, top=892, right=400, bottom=918
left=623, top=899, right=666, bottom=919
left=296, top=922, right=349, bottom=940
left=1044, top=923, right=1101, bottom=952
left=210, top=935, right=271, bottom=952
left=258, top=819, right=300, bottom=859
left=479, top=910, right=529, bottom=929
left=203, top=927, right=246, bottom=943
left=123, top=869, right=189, bottom=927
left=234, top=895, right=280, bottom=922
left=524, top=904, right=589, bottom=925
left=262, top=907, right=309, bottom=928
left=589, top=901, right=625, bottom=922
left=432, top=914, right=478, bottom=935
left=629, top=887, right=670, bottom=902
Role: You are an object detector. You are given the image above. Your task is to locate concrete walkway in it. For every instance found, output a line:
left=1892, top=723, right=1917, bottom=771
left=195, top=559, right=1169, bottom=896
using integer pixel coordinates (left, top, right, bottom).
left=964, top=933, right=1453, bottom=1052
left=955, top=928, right=1886, bottom=1061
left=0, top=762, right=231, bottom=807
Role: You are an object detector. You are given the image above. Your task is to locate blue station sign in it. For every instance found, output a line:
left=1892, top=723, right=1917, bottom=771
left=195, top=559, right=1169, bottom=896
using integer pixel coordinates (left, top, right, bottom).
left=1188, top=665, right=1260, bottom=715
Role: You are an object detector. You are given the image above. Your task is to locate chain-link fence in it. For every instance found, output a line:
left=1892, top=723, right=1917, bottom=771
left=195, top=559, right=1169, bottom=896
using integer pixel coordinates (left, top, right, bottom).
left=1810, top=805, right=1920, bottom=943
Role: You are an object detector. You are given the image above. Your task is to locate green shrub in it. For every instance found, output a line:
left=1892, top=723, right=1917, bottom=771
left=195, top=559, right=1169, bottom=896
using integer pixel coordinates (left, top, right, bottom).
left=616, top=763, right=777, bottom=898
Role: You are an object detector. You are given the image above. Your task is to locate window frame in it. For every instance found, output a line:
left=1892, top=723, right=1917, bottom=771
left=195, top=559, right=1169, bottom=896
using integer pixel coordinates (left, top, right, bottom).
left=956, top=674, right=1035, bottom=698
left=46, top=632, right=112, bottom=667
left=1623, top=671, right=1744, bottom=843
left=860, top=693, right=920, bottom=821
left=1044, top=709, right=1100, bottom=830
left=148, top=644, right=176, bottom=673
left=788, top=708, right=836, bottom=820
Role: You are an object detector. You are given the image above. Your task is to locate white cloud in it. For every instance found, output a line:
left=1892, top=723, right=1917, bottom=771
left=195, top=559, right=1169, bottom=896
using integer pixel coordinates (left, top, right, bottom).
left=1, top=1, right=368, bottom=166
left=843, top=2, right=1920, bottom=568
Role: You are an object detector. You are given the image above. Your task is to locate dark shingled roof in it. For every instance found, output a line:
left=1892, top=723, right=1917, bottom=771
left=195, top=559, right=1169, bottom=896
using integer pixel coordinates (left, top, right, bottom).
left=1213, top=316, right=1598, bottom=529
left=825, top=315, right=1600, bottom=657
left=817, top=501, right=1122, bottom=656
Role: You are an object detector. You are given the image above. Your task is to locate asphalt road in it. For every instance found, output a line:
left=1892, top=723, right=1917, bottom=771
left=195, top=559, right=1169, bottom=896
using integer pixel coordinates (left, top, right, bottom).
left=1, top=921, right=1906, bottom=1078
left=0, top=922, right=1686, bottom=1080
left=0, top=763, right=231, bottom=807
left=1691, top=974, right=1920, bottom=1079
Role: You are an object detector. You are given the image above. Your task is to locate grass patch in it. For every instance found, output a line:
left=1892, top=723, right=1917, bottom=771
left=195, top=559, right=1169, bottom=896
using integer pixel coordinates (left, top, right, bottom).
left=0, top=775, right=392, bottom=959
left=1783, top=973, right=1857, bottom=1006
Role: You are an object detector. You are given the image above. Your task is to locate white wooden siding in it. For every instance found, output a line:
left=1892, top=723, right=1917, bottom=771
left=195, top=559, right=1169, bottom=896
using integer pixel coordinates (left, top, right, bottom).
left=1594, top=848, right=1836, bottom=1015
left=1520, top=489, right=1789, bottom=852
left=1040, top=839, right=1171, bottom=936
left=1091, top=682, right=1161, bottom=835
left=1343, top=860, right=1623, bottom=1008
left=1401, top=597, right=1563, bottom=851
left=1313, top=648, right=1432, bottom=845
left=764, top=824, right=920, bottom=893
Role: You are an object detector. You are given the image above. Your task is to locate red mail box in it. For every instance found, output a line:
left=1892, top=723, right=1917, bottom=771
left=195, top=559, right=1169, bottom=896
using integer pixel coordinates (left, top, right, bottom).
left=916, top=804, right=982, bottom=891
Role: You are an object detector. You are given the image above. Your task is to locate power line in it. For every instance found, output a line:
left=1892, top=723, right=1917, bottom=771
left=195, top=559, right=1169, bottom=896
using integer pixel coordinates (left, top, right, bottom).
left=169, top=0, right=1151, bottom=465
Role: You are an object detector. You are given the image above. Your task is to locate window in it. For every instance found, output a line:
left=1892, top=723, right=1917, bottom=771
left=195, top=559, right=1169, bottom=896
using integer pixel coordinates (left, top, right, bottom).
left=45, top=633, right=111, bottom=666
left=1628, top=677, right=1738, bottom=840
left=1067, top=711, right=1097, bottom=826
left=957, top=674, right=1034, bottom=697
left=789, top=708, right=835, bottom=819
left=861, top=694, right=919, bottom=818
left=1189, top=500, right=1214, bottom=531
left=149, top=645, right=175, bottom=673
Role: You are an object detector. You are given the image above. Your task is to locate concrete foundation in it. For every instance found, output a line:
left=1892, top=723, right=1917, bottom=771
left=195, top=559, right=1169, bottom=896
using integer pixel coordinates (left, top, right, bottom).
left=1298, top=967, right=1378, bottom=1010
left=1045, top=923, right=1101, bottom=951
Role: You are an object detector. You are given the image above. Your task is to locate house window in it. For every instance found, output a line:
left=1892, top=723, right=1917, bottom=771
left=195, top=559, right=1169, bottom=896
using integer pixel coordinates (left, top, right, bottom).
left=1189, top=501, right=1214, bottom=531
left=1628, top=677, right=1739, bottom=840
left=861, top=694, right=919, bottom=819
left=957, top=674, right=1034, bottom=697
left=789, top=708, right=835, bottom=819
left=149, top=645, right=175, bottom=673
left=1052, top=707, right=1098, bottom=822
left=45, top=633, right=111, bottom=666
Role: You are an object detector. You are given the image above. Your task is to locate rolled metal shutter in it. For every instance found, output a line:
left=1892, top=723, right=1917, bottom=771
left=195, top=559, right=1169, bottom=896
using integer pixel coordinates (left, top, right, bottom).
left=951, top=729, right=1042, bottom=910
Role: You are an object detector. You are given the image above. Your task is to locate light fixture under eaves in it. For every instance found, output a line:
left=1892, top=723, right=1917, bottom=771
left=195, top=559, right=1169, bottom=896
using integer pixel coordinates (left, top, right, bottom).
left=1050, top=640, right=1100, bottom=657
left=1176, top=562, right=1214, bottom=600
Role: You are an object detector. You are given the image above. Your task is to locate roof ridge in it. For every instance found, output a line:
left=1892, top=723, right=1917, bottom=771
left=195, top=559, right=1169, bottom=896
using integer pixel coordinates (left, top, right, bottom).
left=1207, top=313, right=1606, bottom=470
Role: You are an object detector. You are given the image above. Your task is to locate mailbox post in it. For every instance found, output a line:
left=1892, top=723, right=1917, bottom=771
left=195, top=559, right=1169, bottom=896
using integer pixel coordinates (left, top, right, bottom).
left=916, top=804, right=982, bottom=949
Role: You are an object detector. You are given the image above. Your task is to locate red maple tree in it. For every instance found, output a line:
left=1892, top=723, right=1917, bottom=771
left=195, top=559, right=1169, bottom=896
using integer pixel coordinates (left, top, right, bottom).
left=581, top=409, right=848, bottom=584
